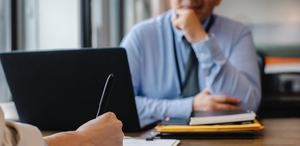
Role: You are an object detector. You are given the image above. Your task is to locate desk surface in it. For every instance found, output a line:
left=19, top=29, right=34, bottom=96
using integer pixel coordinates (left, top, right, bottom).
left=42, top=118, right=300, bottom=145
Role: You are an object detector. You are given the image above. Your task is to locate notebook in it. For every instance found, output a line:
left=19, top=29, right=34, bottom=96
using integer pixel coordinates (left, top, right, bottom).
left=0, top=48, right=157, bottom=132
left=161, top=110, right=256, bottom=125
left=189, top=110, right=256, bottom=125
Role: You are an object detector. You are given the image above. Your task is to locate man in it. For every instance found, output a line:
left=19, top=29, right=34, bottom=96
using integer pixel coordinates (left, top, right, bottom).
left=120, top=0, right=261, bottom=121
left=0, top=107, right=123, bottom=146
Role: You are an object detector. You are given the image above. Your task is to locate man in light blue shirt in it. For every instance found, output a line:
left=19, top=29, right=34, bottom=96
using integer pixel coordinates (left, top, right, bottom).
left=120, top=0, right=261, bottom=122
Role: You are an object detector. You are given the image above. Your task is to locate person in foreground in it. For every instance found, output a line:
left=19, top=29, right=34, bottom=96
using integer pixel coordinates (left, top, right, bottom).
left=120, top=0, right=261, bottom=121
left=0, top=107, right=123, bottom=146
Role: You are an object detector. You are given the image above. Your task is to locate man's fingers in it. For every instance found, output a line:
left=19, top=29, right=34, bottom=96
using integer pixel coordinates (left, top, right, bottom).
left=171, top=15, right=177, bottom=22
left=212, top=96, right=241, bottom=103
left=171, top=10, right=187, bottom=30
left=171, top=17, right=182, bottom=30
left=98, top=112, right=117, bottom=121
left=202, top=88, right=210, bottom=94
left=214, top=103, right=242, bottom=110
left=175, top=9, right=187, bottom=15
left=171, top=17, right=178, bottom=25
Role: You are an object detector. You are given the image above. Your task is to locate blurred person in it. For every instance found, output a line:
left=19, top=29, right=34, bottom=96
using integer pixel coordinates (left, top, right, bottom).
left=120, top=0, right=261, bottom=122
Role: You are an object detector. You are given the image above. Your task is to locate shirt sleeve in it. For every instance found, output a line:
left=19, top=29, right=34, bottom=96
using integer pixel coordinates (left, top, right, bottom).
left=1, top=107, right=44, bottom=146
left=192, top=31, right=261, bottom=111
left=135, top=96, right=194, bottom=120
left=4, top=121, right=45, bottom=146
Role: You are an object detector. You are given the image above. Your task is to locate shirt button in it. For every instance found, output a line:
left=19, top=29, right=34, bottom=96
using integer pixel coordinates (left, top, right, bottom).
left=198, top=53, right=205, bottom=58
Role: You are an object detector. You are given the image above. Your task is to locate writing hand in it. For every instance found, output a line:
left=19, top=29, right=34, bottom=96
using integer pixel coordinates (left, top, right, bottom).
left=77, top=112, right=124, bottom=146
left=44, top=112, right=123, bottom=146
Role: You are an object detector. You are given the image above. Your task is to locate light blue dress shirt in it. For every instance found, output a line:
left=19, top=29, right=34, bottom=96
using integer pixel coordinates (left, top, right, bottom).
left=120, top=10, right=261, bottom=122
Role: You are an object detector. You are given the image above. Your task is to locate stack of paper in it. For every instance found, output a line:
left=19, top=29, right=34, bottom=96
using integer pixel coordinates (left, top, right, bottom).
left=155, top=110, right=264, bottom=139
left=189, top=110, right=256, bottom=125
left=156, top=119, right=264, bottom=132
left=123, top=138, right=180, bottom=146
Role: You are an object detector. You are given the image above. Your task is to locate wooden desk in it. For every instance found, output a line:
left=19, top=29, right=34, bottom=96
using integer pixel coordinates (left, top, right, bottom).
left=42, top=118, right=300, bottom=145
left=125, top=118, right=300, bottom=146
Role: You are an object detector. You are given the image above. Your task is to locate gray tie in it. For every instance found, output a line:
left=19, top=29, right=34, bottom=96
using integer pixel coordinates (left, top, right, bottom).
left=182, top=37, right=199, bottom=97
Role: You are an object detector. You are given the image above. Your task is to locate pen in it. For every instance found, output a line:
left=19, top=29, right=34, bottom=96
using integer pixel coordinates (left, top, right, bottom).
left=96, top=74, right=114, bottom=118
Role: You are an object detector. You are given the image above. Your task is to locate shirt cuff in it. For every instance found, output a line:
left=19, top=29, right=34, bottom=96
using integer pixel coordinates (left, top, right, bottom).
left=192, top=34, right=225, bottom=70
left=167, top=97, right=194, bottom=119
left=44, top=140, right=48, bottom=146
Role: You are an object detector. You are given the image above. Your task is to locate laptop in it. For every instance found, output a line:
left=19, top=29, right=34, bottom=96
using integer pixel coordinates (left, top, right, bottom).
left=0, top=48, right=157, bottom=132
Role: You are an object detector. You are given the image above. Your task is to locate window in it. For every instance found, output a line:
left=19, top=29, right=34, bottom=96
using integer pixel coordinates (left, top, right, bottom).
left=215, top=0, right=300, bottom=47
left=0, top=0, right=11, bottom=101
left=91, top=0, right=170, bottom=47
left=0, top=0, right=170, bottom=101
left=19, top=0, right=81, bottom=50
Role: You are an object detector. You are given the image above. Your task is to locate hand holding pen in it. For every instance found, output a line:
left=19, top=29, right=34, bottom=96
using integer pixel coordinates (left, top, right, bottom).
left=59, top=74, right=123, bottom=146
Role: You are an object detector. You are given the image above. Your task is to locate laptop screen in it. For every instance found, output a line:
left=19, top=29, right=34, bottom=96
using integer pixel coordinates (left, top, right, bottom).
left=0, top=48, right=148, bottom=132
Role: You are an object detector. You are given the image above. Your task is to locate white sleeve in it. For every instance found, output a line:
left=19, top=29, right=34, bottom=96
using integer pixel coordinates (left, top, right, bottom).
left=0, top=107, right=44, bottom=146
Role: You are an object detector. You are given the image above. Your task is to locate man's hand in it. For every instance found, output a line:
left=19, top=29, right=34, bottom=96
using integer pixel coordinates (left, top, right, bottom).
left=193, top=88, right=242, bottom=111
left=44, top=112, right=124, bottom=146
left=171, top=9, right=207, bottom=43
left=76, top=112, right=124, bottom=146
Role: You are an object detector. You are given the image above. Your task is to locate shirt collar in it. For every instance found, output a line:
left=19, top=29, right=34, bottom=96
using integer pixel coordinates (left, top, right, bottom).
left=171, top=10, right=212, bottom=42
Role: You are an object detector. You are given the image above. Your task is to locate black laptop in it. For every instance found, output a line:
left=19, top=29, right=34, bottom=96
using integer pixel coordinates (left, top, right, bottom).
left=0, top=48, right=157, bottom=132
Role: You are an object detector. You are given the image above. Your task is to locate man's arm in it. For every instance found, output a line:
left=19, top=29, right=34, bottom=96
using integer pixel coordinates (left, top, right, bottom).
left=193, top=33, right=261, bottom=111
left=172, top=9, right=260, bottom=111
left=44, top=112, right=123, bottom=146
left=135, top=96, right=194, bottom=120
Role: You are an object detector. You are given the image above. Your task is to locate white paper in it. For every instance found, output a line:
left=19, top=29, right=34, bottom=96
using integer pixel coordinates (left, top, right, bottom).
left=123, top=138, right=180, bottom=146
left=265, top=64, right=300, bottom=74
left=0, top=101, right=19, bottom=121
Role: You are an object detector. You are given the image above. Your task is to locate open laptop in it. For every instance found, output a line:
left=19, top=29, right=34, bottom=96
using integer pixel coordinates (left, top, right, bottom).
left=0, top=48, right=157, bottom=132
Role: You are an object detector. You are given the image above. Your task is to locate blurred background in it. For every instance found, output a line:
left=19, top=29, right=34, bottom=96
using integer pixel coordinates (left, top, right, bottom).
left=1, top=0, right=300, bottom=117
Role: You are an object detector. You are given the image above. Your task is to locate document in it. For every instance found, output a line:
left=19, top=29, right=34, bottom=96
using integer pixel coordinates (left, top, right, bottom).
left=189, top=110, right=256, bottom=125
left=161, top=110, right=256, bottom=126
left=156, top=119, right=264, bottom=132
left=123, top=138, right=180, bottom=146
